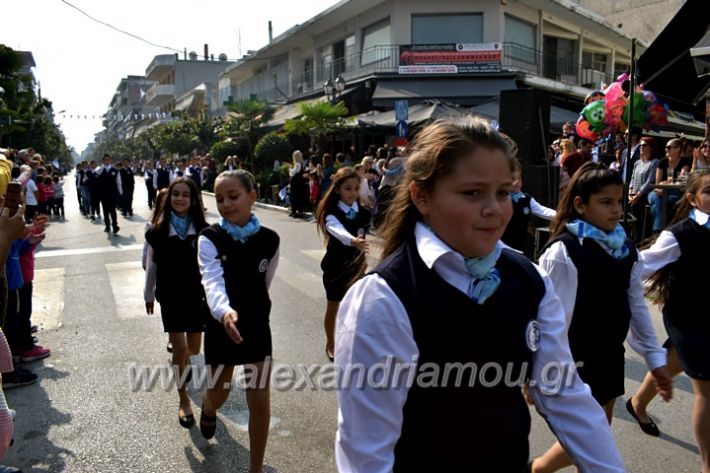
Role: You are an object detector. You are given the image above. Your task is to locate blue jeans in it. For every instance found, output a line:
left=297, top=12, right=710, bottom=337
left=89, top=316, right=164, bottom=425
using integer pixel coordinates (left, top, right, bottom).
left=648, top=190, right=681, bottom=232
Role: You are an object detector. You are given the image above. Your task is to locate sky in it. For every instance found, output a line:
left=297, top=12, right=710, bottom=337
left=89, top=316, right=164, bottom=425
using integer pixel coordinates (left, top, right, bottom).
left=3, top=0, right=340, bottom=154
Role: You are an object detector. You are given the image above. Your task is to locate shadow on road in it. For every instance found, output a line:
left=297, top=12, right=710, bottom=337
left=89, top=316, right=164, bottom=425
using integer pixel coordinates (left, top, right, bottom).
left=5, top=364, right=75, bottom=471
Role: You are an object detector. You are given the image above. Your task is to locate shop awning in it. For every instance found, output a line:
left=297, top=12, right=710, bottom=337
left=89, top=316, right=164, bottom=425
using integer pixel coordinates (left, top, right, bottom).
left=468, top=99, right=580, bottom=134
left=372, top=77, right=518, bottom=106
left=637, top=0, right=710, bottom=109
left=357, top=99, right=477, bottom=129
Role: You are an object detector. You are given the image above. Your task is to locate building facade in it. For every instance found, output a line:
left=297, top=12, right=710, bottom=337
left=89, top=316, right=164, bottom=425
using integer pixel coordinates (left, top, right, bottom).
left=219, top=0, right=640, bottom=117
left=104, top=76, right=158, bottom=140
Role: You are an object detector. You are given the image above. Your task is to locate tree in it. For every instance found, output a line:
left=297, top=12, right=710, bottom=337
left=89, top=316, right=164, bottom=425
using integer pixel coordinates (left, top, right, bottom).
left=283, top=100, right=349, bottom=153
left=218, top=98, right=275, bottom=173
left=0, top=45, right=72, bottom=168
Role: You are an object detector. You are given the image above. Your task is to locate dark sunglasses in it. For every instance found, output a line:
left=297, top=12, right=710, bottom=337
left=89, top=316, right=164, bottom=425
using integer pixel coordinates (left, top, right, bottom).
left=702, top=144, right=709, bottom=149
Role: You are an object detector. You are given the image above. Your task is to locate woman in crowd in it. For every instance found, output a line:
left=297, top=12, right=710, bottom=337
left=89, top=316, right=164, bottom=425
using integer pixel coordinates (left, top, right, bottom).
left=628, top=137, right=660, bottom=241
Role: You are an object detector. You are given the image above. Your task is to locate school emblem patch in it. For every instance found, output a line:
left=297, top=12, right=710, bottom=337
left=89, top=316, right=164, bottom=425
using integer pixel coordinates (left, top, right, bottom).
left=523, top=206, right=530, bottom=215
left=526, top=320, right=541, bottom=352
left=258, top=259, right=269, bottom=273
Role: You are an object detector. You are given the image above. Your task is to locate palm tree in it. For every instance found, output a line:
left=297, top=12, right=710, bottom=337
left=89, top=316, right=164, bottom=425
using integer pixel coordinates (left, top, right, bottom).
left=283, top=100, right=349, bottom=154
left=221, top=99, right=275, bottom=174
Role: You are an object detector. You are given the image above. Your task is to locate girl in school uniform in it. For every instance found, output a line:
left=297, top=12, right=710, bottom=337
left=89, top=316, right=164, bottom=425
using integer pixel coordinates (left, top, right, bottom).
left=626, top=169, right=710, bottom=472
left=501, top=159, right=556, bottom=252
left=197, top=170, right=279, bottom=473
left=532, top=162, right=673, bottom=472
left=315, top=167, right=370, bottom=362
left=144, top=177, right=208, bottom=429
left=335, top=118, right=627, bottom=472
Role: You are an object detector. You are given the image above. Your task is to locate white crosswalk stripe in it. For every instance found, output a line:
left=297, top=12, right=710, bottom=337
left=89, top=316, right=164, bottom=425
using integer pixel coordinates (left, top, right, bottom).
left=32, top=268, right=65, bottom=330
left=105, top=261, right=158, bottom=319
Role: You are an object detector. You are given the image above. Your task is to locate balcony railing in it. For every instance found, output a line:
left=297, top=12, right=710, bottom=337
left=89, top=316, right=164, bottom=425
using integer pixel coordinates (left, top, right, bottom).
left=238, top=43, right=612, bottom=101
left=502, top=42, right=614, bottom=89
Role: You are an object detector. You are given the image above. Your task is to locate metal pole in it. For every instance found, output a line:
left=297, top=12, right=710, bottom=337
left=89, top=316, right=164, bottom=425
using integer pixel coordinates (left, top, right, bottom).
left=623, top=39, right=637, bottom=229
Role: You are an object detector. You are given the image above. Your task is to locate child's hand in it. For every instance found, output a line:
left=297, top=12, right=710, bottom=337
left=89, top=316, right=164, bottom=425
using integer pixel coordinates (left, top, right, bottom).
left=222, top=310, right=243, bottom=344
left=351, top=236, right=369, bottom=253
left=651, top=366, right=673, bottom=402
left=145, top=301, right=154, bottom=314
left=0, top=205, right=26, bottom=241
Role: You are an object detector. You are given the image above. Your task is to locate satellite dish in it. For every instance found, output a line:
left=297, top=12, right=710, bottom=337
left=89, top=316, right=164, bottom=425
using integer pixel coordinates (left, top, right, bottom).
left=189, top=51, right=198, bottom=60
left=218, top=53, right=228, bottom=61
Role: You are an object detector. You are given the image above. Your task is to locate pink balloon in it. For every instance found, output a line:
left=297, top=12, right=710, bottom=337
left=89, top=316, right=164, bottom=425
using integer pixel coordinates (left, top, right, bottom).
left=604, top=82, right=625, bottom=103
left=605, top=96, right=626, bottom=127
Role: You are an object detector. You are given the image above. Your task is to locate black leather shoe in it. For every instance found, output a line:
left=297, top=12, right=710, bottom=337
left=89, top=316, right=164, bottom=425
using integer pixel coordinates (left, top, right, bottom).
left=200, top=406, right=217, bottom=439
left=179, top=412, right=195, bottom=429
left=112, top=226, right=120, bottom=234
left=104, top=226, right=110, bottom=232
left=625, top=398, right=660, bottom=436
left=166, top=342, right=173, bottom=353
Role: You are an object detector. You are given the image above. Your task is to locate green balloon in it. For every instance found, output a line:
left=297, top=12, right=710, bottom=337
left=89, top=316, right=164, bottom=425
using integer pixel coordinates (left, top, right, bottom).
left=624, top=92, right=647, bottom=127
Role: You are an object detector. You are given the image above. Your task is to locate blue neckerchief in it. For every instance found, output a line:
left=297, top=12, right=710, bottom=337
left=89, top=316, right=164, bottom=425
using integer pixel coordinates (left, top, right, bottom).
left=511, top=191, right=525, bottom=203
left=384, top=163, right=403, bottom=177
left=566, top=219, right=630, bottom=260
left=170, top=212, right=191, bottom=240
left=220, top=214, right=261, bottom=243
left=345, top=208, right=357, bottom=220
left=690, top=209, right=710, bottom=230
left=463, top=245, right=502, bottom=305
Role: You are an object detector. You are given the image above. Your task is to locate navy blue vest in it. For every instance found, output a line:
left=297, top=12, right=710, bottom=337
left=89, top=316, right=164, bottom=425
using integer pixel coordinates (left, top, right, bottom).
left=145, top=222, right=207, bottom=305
left=549, top=232, right=637, bottom=384
left=97, top=167, right=119, bottom=199
left=120, top=168, right=134, bottom=191
left=502, top=194, right=533, bottom=251
left=321, top=206, right=371, bottom=272
left=156, top=168, right=170, bottom=189
left=200, top=224, right=280, bottom=327
left=372, top=239, right=544, bottom=471
left=667, top=219, right=710, bottom=328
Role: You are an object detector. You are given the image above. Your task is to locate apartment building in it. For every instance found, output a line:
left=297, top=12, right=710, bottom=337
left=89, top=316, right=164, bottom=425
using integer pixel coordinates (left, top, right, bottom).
left=219, top=0, right=640, bottom=120
left=104, top=76, right=158, bottom=140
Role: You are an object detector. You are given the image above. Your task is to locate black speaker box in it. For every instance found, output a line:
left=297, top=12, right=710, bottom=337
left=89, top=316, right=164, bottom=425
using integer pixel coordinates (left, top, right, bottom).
left=499, top=89, right=551, bottom=164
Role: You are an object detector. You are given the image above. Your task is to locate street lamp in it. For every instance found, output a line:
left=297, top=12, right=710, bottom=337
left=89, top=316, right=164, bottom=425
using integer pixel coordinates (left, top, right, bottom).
left=323, top=75, right=346, bottom=103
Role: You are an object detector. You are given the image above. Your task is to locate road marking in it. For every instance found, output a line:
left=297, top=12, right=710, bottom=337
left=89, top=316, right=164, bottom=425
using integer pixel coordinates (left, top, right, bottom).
left=275, top=256, right=325, bottom=300
left=32, top=268, right=65, bottom=331
left=36, top=244, right=144, bottom=259
left=105, top=261, right=157, bottom=319
left=301, top=249, right=326, bottom=261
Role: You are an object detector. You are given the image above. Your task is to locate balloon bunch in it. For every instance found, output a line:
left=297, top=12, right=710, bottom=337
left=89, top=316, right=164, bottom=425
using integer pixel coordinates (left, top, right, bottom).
left=575, top=73, right=669, bottom=142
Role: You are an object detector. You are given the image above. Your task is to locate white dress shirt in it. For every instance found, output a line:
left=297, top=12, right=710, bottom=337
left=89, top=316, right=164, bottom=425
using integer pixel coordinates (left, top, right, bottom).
left=530, top=197, right=556, bottom=220
left=143, top=222, right=197, bottom=303
left=197, top=233, right=279, bottom=322
left=639, top=210, right=709, bottom=278
left=335, top=222, right=625, bottom=473
left=325, top=201, right=360, bottom=246
left=538, top=239, right=666, bottom=371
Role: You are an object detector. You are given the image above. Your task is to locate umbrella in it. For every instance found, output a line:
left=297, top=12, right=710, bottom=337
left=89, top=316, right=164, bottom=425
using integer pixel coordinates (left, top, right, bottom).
left=690, top=27, right=710, bottom=78
left=357, top=100, right=476, bottom=129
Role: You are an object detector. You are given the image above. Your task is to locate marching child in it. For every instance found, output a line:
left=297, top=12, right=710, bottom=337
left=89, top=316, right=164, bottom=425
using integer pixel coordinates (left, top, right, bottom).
left=198, top=170, right=279, bottom=473
left=533, top=161, right=672, bottom=472
left=501, top=159, right=556, bottom=252
left=315, top=167, right=370, bottom=362
left=144, top=177, right=208, bottom=429
left=336, top=118, right=627, bottom=472
left=627, top=169, right=710, bottom=473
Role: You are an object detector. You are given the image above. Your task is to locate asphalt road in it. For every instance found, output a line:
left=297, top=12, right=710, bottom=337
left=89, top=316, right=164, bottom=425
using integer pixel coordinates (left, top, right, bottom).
left=2, top=174, right=701, bottom=472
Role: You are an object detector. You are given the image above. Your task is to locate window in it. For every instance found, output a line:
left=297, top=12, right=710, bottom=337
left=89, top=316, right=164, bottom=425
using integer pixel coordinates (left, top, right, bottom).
left=505, top=15, right=537, bottom=64
left=361, top=19, right=391, bottom=66
left=582, top=51, right=608, bottom=72
left=411, top=14, right=483, bottom=44
left=319, top=47, right=332, bottom=81
left=345, top=35, right=356, bottom=70
left=505, top=15, right=536, bottom=50
left=304, top=58, right=314, bottom=90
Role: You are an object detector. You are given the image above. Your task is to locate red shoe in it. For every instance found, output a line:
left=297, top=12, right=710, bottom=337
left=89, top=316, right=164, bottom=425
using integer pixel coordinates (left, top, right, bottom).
left=19, top=345, right=51, bottom=363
